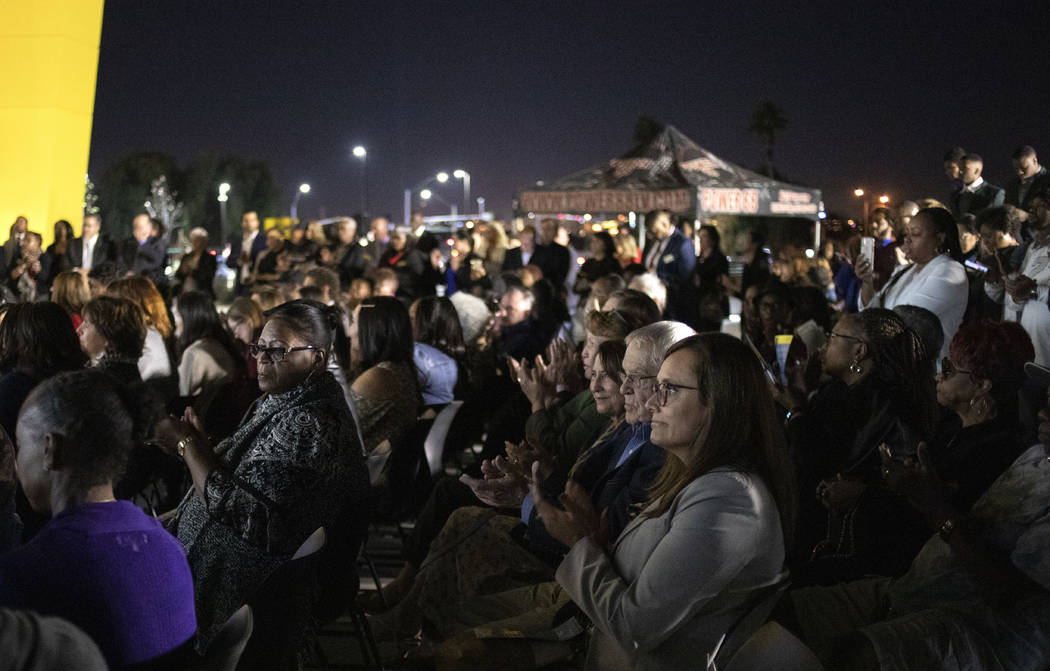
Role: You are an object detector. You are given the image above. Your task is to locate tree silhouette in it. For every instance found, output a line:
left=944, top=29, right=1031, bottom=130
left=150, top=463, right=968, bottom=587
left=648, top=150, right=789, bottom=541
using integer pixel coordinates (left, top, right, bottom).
left=749, top=101, right=788, bottom=178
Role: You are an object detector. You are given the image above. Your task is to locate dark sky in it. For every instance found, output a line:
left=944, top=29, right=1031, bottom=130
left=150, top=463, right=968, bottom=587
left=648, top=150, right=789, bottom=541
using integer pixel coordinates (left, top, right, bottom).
left=89, top=1, right=1050, bottom=224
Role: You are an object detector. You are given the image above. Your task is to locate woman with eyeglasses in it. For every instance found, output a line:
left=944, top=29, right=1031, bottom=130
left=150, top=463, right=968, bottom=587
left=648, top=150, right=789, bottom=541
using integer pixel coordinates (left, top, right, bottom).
left=529, top=333, right=796, bottom=670
left=158, top=299, right=369, bottom=651
left=927, top=319, right=1032, bottom=511
left=784, top=308, right=939, bottom=586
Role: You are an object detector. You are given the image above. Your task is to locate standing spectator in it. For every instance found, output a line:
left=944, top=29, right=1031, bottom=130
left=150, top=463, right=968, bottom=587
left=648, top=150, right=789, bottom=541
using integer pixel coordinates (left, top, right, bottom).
left=67, top=213, right=117, bottom=273
left=951, top=153, right=1006, bottom=219
left=1005, top=145, right=1050, bottom=239
left=695, top=224, right=730, bottom=330
left=530, top=219, right=570, bottom=291
left=942, top=146, right=966, bottom=201
left=985, top=184, right=1050, bottom=365
left=502, top=225, right=536, bottom=272
left=3, top=215, right=28, bottom=271
left=7, top=232, right=47, bottom=302
left=120, top=214, right=167, bottom=286
left=379, top=227, right=431, bottom=303
left=857, top=207, right=968, bottom=358
left=643, top=209, right=697, bottom=325
left=736, top=228, right=772, bottom=295
left=573, top=231, right=620, bottom=303
left=174, top=226, right=217, bottom=297
left=449, top=229, right=487, bottom=297
left=227, top=210, right=267, bottom=296
left=41, top=219, right=75, bottom=286
left=354, top=216, right=391, bottom=273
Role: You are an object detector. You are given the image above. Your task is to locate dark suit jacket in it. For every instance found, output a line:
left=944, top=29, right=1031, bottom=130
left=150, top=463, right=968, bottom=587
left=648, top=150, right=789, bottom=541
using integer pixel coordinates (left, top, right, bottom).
left=951, top=181, right=1006, bottom=218
left=530, top=242, right=570, bottom=289
left=66, top=235, right=119, bottom=270
left=120, top=236, right=167, bottom=275
left=644, top=229, right=698, bottom=323
left=1006, top=166, right=1050, bottom=210
left=526, top=422, right=664, bottom=565
left=227, top=232, right=269, bottom=291
left=501, top=247, right=531, bottom=273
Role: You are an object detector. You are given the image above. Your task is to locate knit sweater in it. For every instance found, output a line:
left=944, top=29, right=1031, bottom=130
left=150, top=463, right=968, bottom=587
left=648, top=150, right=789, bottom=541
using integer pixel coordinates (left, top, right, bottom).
left=0, top=500, right=196, bottom=668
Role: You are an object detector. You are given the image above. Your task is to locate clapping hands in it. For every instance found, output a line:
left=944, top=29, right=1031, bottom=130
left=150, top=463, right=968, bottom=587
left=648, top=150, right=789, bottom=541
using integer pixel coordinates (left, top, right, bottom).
left=528, top=462, right=608, bottom=548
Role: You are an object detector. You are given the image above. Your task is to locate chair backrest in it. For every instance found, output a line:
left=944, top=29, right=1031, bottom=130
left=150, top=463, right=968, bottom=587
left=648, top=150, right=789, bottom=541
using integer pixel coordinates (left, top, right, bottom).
left=722, top=621, right=824, bottom=671
left=424, top=400, right=464, bottom=475
left=292, top=526, right=327, bottom=560
left=190, top=605, right=254, bottom=671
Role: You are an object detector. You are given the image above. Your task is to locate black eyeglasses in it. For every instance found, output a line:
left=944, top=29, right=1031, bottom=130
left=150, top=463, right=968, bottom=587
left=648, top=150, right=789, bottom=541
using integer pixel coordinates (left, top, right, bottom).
left=653, top=381, right=699, bottom=406
left=826, top=331, right=866, bottom=345
left=248, top=344, right=319, bottom=363
left=940, top=357, right=974, bottom=378
left=622, top=372, right=657, bottom=387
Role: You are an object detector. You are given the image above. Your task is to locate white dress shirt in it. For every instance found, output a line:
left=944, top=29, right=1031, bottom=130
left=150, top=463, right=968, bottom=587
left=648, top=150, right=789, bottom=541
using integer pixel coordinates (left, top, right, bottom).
left=82, top=234, right=98, bottom=270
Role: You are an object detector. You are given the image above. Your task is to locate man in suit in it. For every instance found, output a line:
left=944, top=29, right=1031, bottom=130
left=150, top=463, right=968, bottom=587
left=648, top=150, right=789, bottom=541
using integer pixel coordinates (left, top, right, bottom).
left=227, top=210, right=267, bottom=295
left=1005, top=145, right=1050, bottom=241
left=529, top=219, right=570, bottom=290
left=952, top=154, right=1005, bottom=219
left=67, top=213, right=118, bottom=272
left=120, top=214, right=167, bottom=283
left=501, top=225, right=537, bottom=273
left=643, top=209, right=697, bottom=325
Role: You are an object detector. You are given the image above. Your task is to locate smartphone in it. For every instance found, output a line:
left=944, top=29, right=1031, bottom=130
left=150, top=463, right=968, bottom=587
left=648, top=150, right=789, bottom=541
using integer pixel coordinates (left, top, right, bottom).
left=860, top=236, right=875, bottom=268
left=964, top=258, right=989, bottom=273
left=795, top=319, right=827, bottom=353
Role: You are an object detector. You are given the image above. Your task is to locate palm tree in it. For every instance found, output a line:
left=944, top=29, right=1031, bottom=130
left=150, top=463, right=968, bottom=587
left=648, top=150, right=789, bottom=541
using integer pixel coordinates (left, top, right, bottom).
left=749, top=101, right=788, bottom=178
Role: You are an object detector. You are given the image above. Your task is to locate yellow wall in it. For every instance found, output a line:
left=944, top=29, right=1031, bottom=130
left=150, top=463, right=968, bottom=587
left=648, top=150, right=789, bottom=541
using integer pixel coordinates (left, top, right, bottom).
left=0, top=1, right=105, bottom=247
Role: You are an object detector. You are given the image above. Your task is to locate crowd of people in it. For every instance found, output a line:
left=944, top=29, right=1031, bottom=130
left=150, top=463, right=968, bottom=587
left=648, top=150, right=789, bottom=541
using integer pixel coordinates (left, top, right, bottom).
left=0, top=142, right=1049, bottom=670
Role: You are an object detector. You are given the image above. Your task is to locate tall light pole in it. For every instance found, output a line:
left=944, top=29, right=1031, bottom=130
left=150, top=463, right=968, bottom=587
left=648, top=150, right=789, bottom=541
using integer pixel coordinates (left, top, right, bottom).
left=352, top=145, right=367, bottom=215
left=853, top=187, right=869, bottom=235
left=453, top=169, right=471, bottom=213
left=218, top=182, right=231, bottom=249
left=290, top=183, right=311, bottom=224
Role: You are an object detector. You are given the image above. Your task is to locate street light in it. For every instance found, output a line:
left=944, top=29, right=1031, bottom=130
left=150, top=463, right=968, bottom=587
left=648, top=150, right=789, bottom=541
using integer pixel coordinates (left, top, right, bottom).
left=436, top=172, right=449, bottom=183
left=420, top=189, right=433, bottom=200
left=453, top=169, right=471, bottom=213
left=352, top=145, right=368, bottom=214
left=878, top=195, right=890, bottom=204
left=291, top=182, right=311, bottom=224
left=853, top=187, right=869, bottom=233
left=217, top=183, right=231, bottom=248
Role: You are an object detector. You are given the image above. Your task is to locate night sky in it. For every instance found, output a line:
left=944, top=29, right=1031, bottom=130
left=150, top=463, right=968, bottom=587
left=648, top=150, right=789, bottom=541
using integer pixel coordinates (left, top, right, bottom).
left=88, top=1, right=1050, bottom=224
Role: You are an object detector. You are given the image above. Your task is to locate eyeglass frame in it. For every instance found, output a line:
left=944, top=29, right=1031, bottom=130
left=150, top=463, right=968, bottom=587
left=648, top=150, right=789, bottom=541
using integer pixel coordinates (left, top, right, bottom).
left=248, top=343, right=320, bottom=363
left=826, top=330, right=866, bottom=345
left=622, top=372, right=657, bottom=389
left=652, top=381, right=699, bottom=407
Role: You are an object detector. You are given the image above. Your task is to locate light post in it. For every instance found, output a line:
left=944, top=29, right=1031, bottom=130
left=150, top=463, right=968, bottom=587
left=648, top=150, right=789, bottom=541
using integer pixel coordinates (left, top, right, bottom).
left=218, top=182, right=231, bottom=249
left=453, top=169, right=471, bottom=213
left=352, top=145, right=368, bottom=215
left=853, top=188, right=869, bottom=234
left=290, top=183, right=311, bottom=224
left=476, top=196, right=485, bottom=215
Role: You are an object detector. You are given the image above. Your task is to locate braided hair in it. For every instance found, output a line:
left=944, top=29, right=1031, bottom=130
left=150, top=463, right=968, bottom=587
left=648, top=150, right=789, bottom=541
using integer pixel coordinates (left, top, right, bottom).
left=854, top=308, right=938, bottom=436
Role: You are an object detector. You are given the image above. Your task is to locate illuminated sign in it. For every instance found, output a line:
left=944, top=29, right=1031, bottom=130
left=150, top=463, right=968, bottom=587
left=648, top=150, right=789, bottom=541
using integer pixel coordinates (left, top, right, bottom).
left=519, top=189, right=693, bottom=214
left=700, top=188, right=759, bottom=214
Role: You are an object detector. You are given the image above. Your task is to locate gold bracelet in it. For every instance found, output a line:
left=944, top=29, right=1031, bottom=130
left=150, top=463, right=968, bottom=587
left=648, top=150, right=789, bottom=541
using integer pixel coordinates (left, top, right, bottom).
left=176, top=437, right=195, bottom=458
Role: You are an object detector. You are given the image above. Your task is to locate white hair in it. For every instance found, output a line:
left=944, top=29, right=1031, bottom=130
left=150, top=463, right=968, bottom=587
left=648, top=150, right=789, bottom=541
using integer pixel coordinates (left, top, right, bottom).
left=624, top=320, right=696, bottom=374
left=628, top=272, right=667, bottom=313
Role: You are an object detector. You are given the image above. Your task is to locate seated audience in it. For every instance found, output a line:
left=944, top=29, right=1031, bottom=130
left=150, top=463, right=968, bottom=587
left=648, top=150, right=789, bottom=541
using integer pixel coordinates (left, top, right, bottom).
left=348, top=296, right=422, bottom=454
left=173, top=290, right=240, bottom=417
left=781, top=368, right=1050, bottom=670
left=106, top=276, right=176, bottom=387
left=173, top=226, right=217, bottom=297
left=49, top=270, right=90, bottom=329
left=0, top=370, right=197, bottom=669
left=162, top=299, right=369, bottom=649
left=79, top=296, right=148, bottom=386
left=410, top=296, right=467, bottom=405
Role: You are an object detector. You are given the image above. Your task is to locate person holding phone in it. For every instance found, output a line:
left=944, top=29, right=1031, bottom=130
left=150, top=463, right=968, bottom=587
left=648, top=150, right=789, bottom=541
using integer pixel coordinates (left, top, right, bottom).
left=856, top=207, right=968, bottom=359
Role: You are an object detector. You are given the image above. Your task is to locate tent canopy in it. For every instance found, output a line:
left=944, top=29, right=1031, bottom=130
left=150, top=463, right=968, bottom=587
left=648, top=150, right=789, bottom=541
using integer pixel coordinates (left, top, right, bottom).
left=515, top=124, right=823, bottom=221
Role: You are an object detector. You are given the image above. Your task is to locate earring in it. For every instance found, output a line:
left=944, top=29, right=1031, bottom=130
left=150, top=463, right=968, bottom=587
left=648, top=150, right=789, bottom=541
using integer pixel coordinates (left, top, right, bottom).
left=849, top=360, right=863, bottom=375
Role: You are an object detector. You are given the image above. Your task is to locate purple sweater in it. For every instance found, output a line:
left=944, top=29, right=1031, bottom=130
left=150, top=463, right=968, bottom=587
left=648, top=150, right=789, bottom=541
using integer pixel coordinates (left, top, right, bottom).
left=0, top=500, right=196, bottom=668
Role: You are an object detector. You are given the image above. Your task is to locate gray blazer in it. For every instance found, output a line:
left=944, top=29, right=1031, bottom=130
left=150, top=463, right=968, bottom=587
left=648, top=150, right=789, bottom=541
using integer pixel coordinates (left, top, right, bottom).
left=556, top=469, right=786, bottom=670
